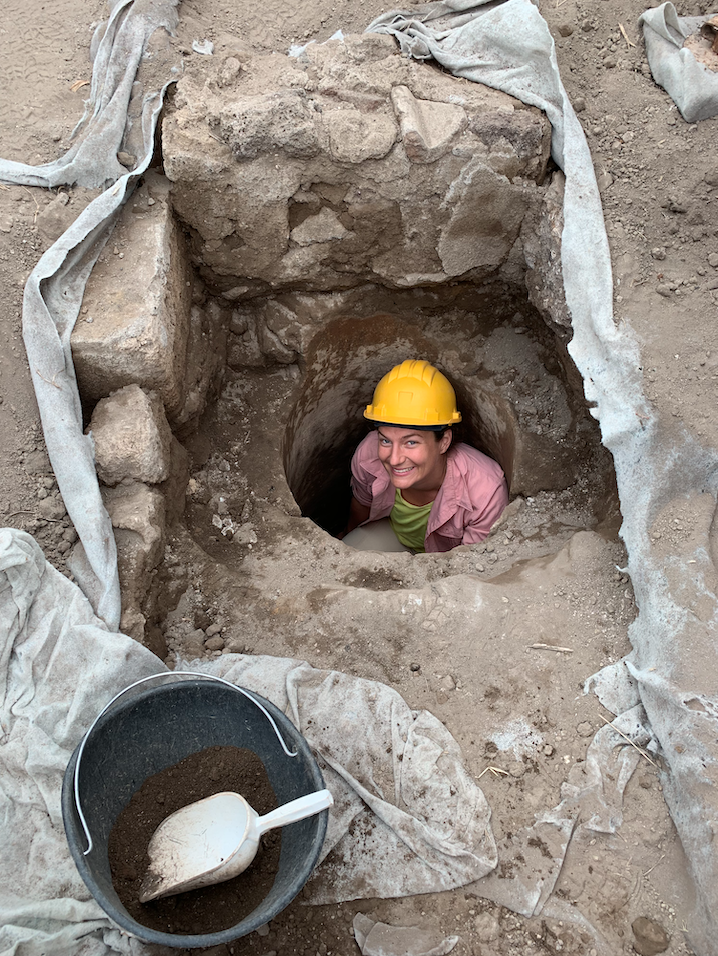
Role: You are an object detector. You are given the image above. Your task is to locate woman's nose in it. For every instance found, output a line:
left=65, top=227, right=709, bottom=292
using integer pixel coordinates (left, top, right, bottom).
left=389, top=445, right=403, bottom=465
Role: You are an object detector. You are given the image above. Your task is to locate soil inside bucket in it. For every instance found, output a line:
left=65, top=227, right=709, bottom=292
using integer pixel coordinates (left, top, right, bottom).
left=108, top=745, right=281, bottom=936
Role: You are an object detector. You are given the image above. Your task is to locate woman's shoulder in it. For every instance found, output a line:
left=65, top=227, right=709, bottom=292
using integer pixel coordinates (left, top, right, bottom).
left=354, top=430, right=379, bottom=460
left=352, top=431, right=382, bottom=474
left=449, top=443, right=506, bottom=485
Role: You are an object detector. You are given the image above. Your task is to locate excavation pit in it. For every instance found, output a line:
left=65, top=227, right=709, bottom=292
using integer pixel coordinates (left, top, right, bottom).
left=177, top=278, right=617, bottom=574
left=281, top=299, right=608, bottom=539
left=75, top=32, right=620, bottom=648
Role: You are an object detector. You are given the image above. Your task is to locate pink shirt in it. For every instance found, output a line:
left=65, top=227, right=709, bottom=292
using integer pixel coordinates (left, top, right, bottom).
left=350, top=433, right=509, bottom=553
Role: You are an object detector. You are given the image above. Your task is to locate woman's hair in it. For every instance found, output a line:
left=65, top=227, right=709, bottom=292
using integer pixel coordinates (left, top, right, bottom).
left=370, top=421, right=452, bottom=443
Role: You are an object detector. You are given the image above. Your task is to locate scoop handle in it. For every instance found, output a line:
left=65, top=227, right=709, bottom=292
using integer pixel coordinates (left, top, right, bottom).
left=255, top=789, right=333, bottom=836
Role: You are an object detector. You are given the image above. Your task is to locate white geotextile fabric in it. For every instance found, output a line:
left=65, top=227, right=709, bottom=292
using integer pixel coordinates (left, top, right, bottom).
left=0, top=529, right=496, bottom=955
left=640, top=2, right=718, bottom=123
left=365, top=4, right=718, bottom=953
left=0, top=0, right=182, bottom=629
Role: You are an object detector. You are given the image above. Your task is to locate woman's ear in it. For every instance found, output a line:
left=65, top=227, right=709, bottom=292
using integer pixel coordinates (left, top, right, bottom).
left=440, top=429, right=452, bottom=454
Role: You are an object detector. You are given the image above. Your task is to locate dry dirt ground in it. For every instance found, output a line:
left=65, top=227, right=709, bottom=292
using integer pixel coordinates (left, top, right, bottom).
left=2, top=0, right=718, bottom=955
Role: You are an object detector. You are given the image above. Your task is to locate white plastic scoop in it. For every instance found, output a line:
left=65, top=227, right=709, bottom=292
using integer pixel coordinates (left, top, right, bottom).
left=139, top=788, right=333, bottom=903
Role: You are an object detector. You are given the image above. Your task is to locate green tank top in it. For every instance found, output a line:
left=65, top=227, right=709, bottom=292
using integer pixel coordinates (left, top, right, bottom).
left=390, top=488, right=433, bottom=553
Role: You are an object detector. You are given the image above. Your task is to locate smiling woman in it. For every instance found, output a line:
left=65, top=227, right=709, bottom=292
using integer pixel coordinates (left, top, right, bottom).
left=342, top=361, right=509, bottom=554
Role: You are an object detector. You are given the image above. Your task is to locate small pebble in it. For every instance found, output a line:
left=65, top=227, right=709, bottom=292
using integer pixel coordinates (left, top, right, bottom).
left=410, top=662, right=421, bottom=672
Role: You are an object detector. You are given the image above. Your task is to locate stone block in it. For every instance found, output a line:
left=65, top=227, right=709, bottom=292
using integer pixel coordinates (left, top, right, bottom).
left=290, top=207, right=351, bottom=246
left=391, top=85, right=467, bottom=163
left=120, top=606, right=147, bottom=644
left=89, top=384, right=173, bottom=486
left=71, top=173, right=193, bottom=424
left=163, top=34, right=551, bottom=294
left=522, top=171, right=572, bottom=340
left=437, top=161, right=531, bottom=277
left=102, top=482, right=166, bottom=642
left=323, top=109, right=397, bottom=163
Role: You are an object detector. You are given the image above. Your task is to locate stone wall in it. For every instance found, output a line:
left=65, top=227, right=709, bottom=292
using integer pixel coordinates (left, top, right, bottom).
left=162, top=34, right=552, bottom=297
left=71, top=174, right=223, bottom=642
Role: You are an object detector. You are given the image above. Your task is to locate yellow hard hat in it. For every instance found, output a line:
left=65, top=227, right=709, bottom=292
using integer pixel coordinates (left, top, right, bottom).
left=364, top=360, right=462, bottom=428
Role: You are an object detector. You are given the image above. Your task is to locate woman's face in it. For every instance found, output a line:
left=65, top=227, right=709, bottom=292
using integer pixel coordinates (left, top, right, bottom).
left=376, top=426, right=452, bottom=492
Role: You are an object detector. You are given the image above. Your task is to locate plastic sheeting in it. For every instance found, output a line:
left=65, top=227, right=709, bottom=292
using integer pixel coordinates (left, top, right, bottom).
left=640, top=2, right=718, bottom=123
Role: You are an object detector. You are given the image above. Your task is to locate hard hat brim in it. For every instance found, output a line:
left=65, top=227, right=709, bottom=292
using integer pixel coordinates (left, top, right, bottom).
left=364, top=411, right=462, bottom=428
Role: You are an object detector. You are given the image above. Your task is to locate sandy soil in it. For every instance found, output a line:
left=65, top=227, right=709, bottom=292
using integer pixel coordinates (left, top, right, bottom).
left=2, top=0, right=718, bottom=954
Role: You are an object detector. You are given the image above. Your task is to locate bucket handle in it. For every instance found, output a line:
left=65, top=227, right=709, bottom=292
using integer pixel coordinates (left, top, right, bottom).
left=73, top=671, right=298, bottom=856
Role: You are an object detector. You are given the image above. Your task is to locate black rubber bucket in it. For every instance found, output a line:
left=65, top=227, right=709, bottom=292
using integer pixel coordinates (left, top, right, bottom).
left=61, top=675, right=328, bottom=948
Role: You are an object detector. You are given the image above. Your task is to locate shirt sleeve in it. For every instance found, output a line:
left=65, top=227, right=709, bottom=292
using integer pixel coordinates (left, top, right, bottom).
left=350, top=438, right=375, bottom=507
left=460, top=478, right=509, bottom=546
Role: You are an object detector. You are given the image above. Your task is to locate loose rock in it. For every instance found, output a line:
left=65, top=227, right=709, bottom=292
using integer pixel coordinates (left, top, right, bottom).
left=37, top=496, right=66, bottom=520
left=631, top=916, right=669, bottom=956
left=473, top=911, right=500, bottom=942
left=89, top=385, right=173, bottom=486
